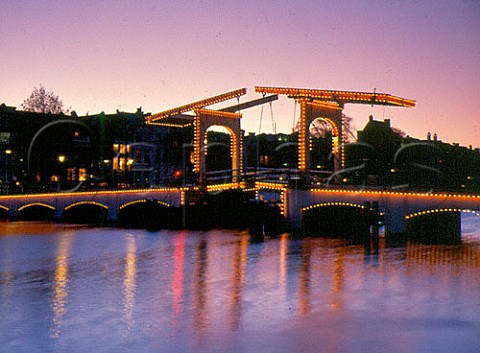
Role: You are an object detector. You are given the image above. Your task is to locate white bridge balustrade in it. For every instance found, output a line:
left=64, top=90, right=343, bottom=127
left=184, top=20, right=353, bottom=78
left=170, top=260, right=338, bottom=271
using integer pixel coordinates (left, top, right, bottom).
left=286, top=188, right=480, bottom=233
left=1, top=183, right=479, bottom=238
left=255, top=183, right=480, bottom=235
left=0, top=188, right=183, bottom=222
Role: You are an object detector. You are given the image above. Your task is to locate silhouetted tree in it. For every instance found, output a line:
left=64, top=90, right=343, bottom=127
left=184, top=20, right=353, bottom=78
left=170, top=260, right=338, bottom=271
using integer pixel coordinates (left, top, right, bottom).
left=293, top=114, right=356, bottom=142
left=309, top=118, right=332, bottom=138
left=21, top=85, right=68, bottom=114
left=342, top=115, right=356, bottom=142
left=391, top=126, right=407, bottom=138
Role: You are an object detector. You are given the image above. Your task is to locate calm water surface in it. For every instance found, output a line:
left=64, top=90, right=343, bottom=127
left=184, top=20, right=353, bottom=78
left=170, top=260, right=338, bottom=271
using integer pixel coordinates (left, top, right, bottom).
left=1, top=218, right=480, bottom=353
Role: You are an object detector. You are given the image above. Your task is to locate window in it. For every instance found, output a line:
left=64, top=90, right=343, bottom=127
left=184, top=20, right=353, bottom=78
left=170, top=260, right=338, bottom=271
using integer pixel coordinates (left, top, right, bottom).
left=0, top=132, right=11, bottom=143
left=67, top=168, right=75, bottom=181
left=78, top=168, right=87, bottom=181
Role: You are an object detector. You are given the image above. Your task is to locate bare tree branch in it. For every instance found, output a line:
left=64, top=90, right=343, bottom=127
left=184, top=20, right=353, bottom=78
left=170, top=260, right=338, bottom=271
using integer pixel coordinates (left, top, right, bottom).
left=21, top=85, right=68, bottom=114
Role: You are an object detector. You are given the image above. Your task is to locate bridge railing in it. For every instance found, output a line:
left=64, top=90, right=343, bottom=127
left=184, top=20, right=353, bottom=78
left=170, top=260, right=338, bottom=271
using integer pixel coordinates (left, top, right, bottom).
left=204, top=167, right=334, bottom=186
left=204, top=167, right=291, bottom=184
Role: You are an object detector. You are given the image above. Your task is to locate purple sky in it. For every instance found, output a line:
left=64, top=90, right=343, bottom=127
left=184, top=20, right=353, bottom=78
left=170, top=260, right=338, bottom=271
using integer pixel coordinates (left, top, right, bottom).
left=1, top=0, right=479, bottom=147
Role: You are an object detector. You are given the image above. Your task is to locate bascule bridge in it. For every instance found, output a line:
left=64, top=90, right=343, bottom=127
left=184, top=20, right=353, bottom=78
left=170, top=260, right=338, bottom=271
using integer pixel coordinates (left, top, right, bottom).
left=254, top=86, right=416, bottom=175
left=146, top=86, right=416, bottom=184
left=145, top=88, right=277, bottom=184
left=1, top=85, right=478, bottom=241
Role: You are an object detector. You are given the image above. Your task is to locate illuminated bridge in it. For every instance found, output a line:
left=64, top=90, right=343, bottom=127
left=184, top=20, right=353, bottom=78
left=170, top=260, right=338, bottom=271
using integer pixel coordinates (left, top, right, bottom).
left=0, top=183, right=479, bottom=242
left=1, top=86, right=478, bottom=241
left=256, top=182, right=480, bottom=241
left=0, top=188, right=183, bottom=223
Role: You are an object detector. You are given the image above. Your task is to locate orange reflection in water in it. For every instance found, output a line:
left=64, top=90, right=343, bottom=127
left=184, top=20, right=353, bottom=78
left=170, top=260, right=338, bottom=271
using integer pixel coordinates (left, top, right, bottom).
left=298, top=239, right=312, bottom=315
left=192, top=239, right=208, bottom=331
left=51, top=232, right=72, bottom=338
left=171, top=232, right=187, bottom=324
left=124, top=234, right=137, bottom=328
left=331, top=247, right=345, bottom=310
left=0, top=222, right=83, bottom=236
left=279, top=233, right=288, bottom=290
left=298, top=238, right=351, bottom=315
left=406, top=242, right=480, bottom=272
left=229, top=234, right=249, bottom=329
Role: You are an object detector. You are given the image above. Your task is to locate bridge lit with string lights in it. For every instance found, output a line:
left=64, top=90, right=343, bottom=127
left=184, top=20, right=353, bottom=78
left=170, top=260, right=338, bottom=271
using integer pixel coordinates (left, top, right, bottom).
left=1, top=86, right=479, bottom=241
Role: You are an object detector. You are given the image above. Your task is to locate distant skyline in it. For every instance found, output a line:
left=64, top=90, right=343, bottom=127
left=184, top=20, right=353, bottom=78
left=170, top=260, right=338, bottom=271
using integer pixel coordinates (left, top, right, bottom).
left=1, top=0, right=479, bottom=147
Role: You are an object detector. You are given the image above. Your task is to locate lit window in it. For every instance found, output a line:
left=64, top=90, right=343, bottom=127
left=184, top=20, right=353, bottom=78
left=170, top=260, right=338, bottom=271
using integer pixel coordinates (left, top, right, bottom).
left=79, top=168, right=87, bottom=181
left=67, top=168, right=75, bottom=181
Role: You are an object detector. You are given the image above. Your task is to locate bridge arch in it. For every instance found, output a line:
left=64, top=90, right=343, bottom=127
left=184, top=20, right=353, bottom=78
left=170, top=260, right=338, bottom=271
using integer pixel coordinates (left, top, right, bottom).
left=405, top=208, right=480, bottom=244
left=0, top=205, right=9, bottom=219
left=203, top=126, right=235, bottom=180
left=302, top=201, right=366, bottom=212
left=63, top=201, right=109, bottom=225
left=17, top=202, right=56, bottom=221
left=65, top=201, right=109, bottom=211
left=302, top=201, right=370, bottom=239
left=118, top=199, right=175, bottom=230
left=308, top=117, right=340, bottom=175
left=193, top=109, right=242, bottom=184
left=309, top=117, right=340, bottom=137
left=405, top=208, right=480, bottom=220
left=299, top=100, right=344, bottom=174
left=18, top=202, right=56, bottom=211
left=119, top=199, right=172, bottom=209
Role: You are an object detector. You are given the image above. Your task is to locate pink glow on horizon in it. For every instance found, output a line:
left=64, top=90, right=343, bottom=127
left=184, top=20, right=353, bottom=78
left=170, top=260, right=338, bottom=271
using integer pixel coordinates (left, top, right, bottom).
left=1, top=0, right=479, bottom=147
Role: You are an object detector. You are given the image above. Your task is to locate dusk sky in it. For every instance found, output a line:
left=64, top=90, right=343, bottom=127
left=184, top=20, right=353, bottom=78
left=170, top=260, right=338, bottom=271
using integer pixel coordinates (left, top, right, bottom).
left=1, top=0, right=479, bottom=147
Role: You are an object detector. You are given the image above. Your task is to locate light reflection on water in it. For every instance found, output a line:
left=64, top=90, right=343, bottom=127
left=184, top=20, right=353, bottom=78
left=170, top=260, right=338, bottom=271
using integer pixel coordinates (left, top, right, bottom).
left=123, top=234, right=137, bottom=329
left=0, top=222, right=479, bottom=353
left=51, top=232, right=71, bottom=339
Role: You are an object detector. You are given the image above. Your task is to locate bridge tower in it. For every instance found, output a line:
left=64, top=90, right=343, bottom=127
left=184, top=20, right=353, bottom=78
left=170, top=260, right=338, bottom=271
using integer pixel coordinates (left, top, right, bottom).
left=255, top=86, right=415, bottom=176
left=147, top=88, right=278, bottom=185
left=193, top=109, right=242, bottom=183
left=146, top=88, right=247, bottom=184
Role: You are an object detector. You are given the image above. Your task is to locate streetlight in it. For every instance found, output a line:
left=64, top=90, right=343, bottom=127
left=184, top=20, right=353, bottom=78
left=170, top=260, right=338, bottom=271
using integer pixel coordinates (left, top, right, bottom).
left=57, top=155, right=66, bottom=192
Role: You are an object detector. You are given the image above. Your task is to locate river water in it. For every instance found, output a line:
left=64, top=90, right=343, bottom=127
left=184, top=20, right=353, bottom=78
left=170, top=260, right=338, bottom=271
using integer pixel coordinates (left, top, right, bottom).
left=1, top=216, right=480, bottom=353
